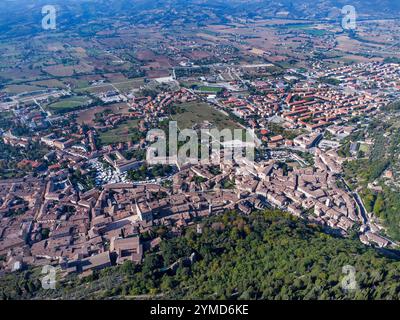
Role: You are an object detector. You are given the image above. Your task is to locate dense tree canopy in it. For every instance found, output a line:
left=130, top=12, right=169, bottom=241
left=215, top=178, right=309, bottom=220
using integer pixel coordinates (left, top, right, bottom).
left=1, top=210, right=400, bottom=300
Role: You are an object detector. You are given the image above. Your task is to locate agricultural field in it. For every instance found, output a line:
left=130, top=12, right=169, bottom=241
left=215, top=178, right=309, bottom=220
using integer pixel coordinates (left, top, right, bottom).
left=359, top=143, right=370, bottom=154
left=76, top=103, right=129, bottom=126
left=4, top=84, right=43, bottom=95
left=75, top=84, right=115, bottom=95
left=28, top=79, right=68, bottom=89
left=112, top=79, right=145, bottom=93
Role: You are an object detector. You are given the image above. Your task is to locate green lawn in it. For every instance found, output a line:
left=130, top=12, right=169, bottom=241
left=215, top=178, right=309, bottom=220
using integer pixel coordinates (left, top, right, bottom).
left=73, top=79, right=91, bottom=89
left=170, top=102, right=241, bottom=131
left=99, top=119, right=140, bottom=145
left=196, top=86, right=223, bottom=93
left=303, top=29, right=330, bottom=36
left=359, top=143, right=370, bottom=153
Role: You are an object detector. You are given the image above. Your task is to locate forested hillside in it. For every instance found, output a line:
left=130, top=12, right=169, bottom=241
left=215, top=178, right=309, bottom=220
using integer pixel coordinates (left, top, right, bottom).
left=344, top=103, right=400, bottom=241
left=1, top=210, right=400, bottom=300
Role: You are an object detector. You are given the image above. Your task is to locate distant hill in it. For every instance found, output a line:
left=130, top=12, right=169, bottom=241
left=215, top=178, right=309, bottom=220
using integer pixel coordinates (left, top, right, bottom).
left=0, top=0, right=399, bottom=39
left=224, top=0, right=400, bottom=19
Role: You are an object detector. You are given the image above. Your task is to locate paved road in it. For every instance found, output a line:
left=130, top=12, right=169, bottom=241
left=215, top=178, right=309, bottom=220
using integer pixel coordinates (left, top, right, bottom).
left=341, top=177, right=368, bottom=225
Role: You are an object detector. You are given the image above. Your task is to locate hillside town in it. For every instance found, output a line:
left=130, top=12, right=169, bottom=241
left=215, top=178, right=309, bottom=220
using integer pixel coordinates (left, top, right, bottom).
left=1, top=58, right=399, bottom=276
